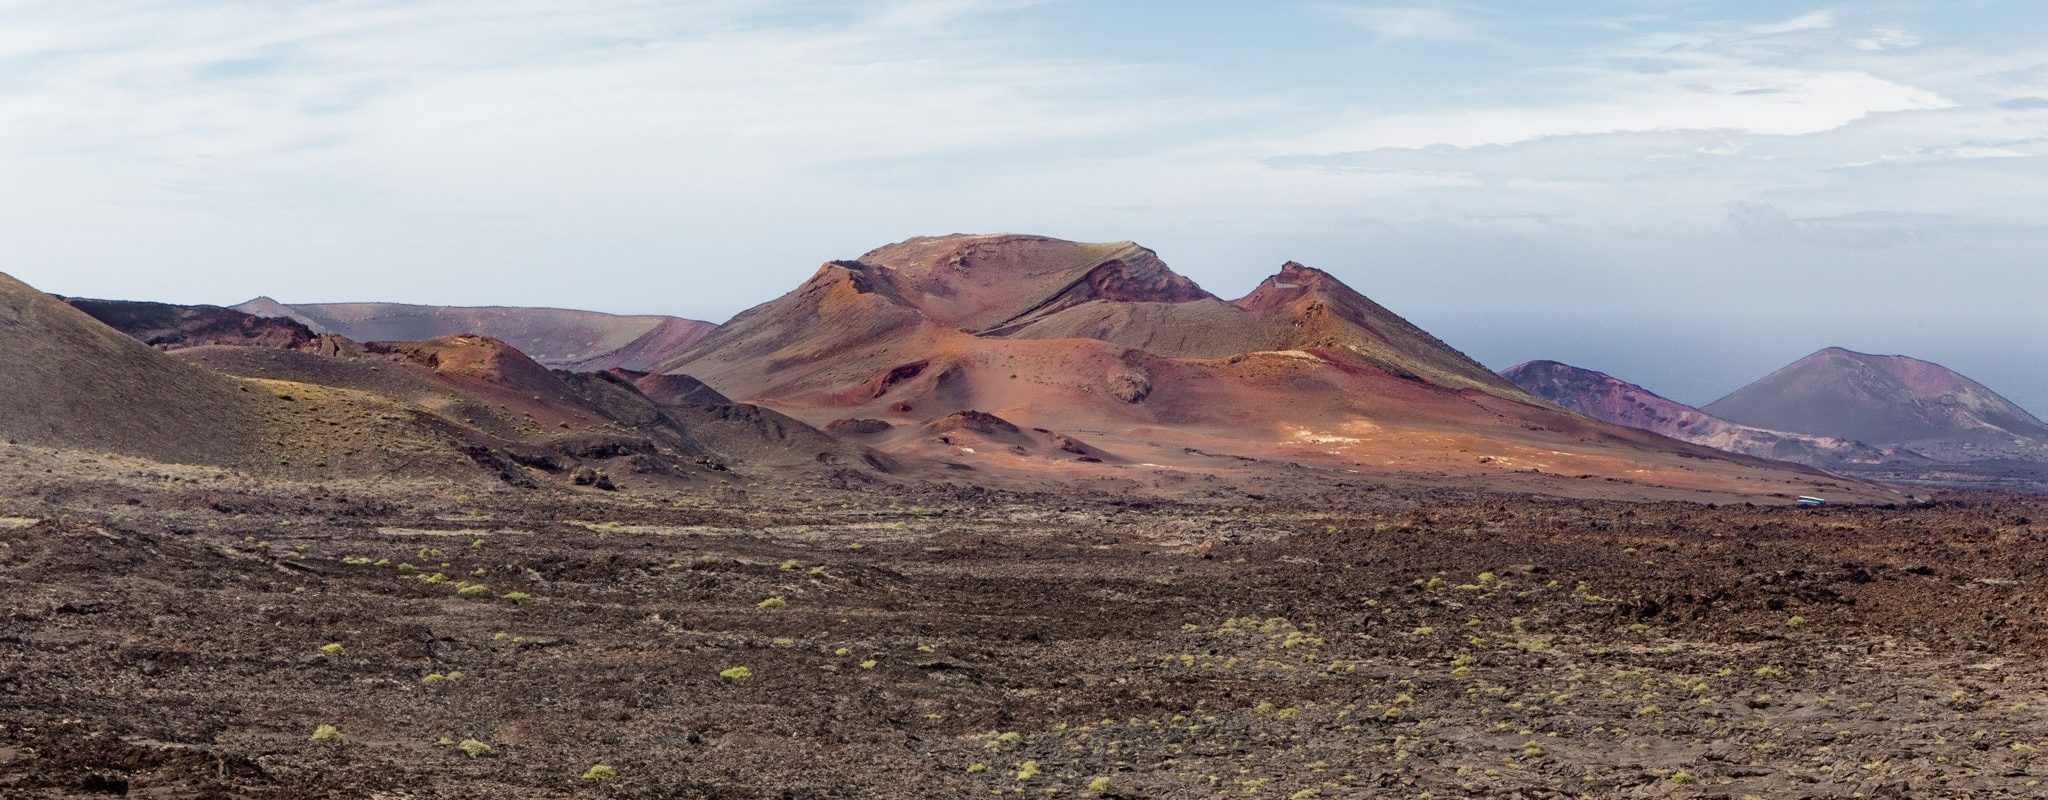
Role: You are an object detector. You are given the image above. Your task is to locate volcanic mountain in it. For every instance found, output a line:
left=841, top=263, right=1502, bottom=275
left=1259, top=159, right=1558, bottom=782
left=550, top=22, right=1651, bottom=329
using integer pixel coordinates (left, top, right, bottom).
left=658, top=234, right=1873, bottom=499
left=1705, top=347, right=2048, bottom=463
left=233, top=299, right=716, bottom=372
left=1502, top=360, right=1882, bottom=467
left=664, top=235, right=1521, bottom=401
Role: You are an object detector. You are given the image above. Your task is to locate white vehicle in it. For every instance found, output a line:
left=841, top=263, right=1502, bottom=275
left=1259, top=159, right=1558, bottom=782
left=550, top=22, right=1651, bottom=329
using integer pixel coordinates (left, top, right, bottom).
left=1795, top=496, right=1827, bottom=507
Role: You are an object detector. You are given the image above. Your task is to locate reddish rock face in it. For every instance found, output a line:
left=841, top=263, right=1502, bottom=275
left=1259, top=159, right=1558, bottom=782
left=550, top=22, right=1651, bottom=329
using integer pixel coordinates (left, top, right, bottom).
left=1231, top=262, right=1342, bottom=312
left=845, top=234, right=1215, bottom=334
left=366, top=335, right=565, bottom=391
left=1071, top=256, right=1215, bottom=306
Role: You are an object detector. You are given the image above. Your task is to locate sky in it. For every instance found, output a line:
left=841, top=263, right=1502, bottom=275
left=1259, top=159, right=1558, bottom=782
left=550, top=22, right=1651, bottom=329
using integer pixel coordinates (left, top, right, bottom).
left=4, top=0, right=2046, bottom=412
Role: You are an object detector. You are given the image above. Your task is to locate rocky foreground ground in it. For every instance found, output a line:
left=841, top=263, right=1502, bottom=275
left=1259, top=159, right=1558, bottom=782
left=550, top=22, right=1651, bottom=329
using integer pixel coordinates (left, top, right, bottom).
left=4, top=447, right=2048, bottom=798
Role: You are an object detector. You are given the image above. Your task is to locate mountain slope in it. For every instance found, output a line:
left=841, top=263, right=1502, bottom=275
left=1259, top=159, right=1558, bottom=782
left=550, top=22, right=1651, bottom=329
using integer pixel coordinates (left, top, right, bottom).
left=1, top=273, right=261, bottom=465
left=1705, top=347, right=2048, bottom=461
left=658, top=234, right=1873, bottom=500
left=604, top=369, right=732, bottom=407
left=233, top=299, right=716, bottom=372
left=1228, top=262, right=1519, bottom=394
left=1502, top=360, right=1882, bottom=466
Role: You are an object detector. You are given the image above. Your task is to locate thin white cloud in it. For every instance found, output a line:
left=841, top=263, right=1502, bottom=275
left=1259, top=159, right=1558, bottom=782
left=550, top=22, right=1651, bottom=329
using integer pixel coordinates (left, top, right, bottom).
left=1854, top=27, right=1922, bottom=51
left=1750, top=10, right=1835, bottom=36
left=1578, top=14, right=1669, bottom=33
left=1601, top=9, right=1853, bottom=70
left=1321, top=5, right=1485, bottom=44
left=1273, top=67, right=1950, bottom=152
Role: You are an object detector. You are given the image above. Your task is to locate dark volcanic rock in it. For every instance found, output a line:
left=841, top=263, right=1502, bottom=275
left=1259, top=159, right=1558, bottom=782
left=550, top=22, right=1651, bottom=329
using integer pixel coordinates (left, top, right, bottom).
left=826, top=418, right=894, bottom=436
left=66, top=297, right=317, bottom=351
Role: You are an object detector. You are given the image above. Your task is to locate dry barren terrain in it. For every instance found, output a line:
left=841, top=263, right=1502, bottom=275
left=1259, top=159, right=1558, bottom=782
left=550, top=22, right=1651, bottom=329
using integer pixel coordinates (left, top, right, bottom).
left=4, top=445, right=2047, bottom=798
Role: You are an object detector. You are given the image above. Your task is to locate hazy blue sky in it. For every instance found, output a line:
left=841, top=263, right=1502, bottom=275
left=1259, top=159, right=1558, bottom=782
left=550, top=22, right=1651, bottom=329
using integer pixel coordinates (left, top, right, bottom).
left=5, top=1, right=2045, bottom=412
